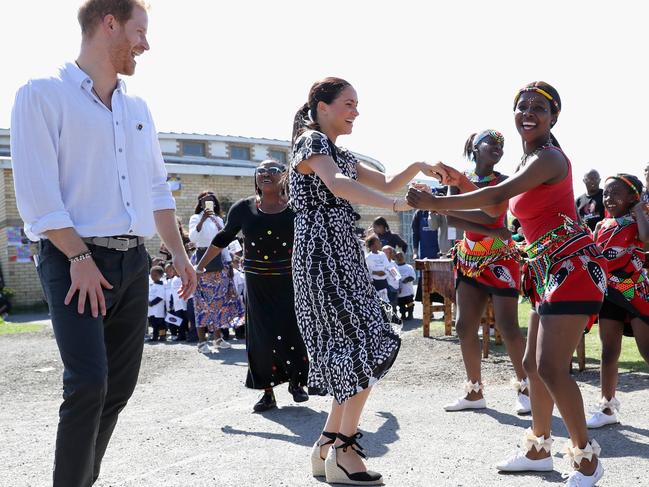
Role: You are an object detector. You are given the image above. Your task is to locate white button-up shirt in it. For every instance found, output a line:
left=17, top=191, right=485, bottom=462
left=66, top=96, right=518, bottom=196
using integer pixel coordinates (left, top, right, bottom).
left=10, top=62, right=175, bottom=240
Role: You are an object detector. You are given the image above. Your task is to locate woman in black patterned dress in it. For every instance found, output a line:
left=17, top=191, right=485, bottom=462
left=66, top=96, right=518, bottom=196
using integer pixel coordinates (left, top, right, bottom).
left=290, top=77, right=448, bottom=485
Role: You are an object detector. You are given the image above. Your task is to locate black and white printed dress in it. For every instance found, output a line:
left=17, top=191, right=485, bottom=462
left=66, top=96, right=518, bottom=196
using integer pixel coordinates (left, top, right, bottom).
left=289, top=129, right=401, bottom=403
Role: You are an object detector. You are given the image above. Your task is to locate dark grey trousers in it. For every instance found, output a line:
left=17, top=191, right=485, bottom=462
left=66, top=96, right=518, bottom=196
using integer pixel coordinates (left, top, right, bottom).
left=38, top=239, right=149, bottom=487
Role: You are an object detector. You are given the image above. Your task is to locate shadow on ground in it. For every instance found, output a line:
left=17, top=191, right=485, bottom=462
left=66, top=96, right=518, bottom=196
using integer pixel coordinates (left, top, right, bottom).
left=221, top=409, right=399, bottom=458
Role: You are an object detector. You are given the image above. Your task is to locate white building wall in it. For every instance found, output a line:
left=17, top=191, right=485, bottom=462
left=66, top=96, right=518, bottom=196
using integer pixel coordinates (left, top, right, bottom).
left=209, top=141, right=228, bottom=158
left=252, top=144, right=269, bottom=161
left=159, top=139, right=178, bottom=154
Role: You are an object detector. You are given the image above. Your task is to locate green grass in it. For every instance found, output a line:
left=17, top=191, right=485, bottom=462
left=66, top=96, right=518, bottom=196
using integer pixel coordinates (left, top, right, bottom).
left=0, top=321, right=46, bottom=335
left=429, top=300, right=648, bottom=373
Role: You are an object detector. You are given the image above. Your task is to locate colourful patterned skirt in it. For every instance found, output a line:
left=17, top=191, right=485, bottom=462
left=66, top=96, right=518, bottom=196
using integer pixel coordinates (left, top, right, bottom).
left=522, top=221, right=607, bottom=319
left=596, top=216, right=649, bottom=329
left=453, top=237, right=521, bottom=298
left=194, top=268, right=245, bottom=331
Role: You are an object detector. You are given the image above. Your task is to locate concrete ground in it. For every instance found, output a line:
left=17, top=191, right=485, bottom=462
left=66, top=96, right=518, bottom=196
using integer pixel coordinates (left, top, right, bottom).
left=1, top=304, right=648, bottom=487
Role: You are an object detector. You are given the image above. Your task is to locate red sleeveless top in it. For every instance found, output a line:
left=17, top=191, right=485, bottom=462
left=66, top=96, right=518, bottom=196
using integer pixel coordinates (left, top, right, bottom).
left=465, top=176, right=506, bottom=241
left=508, top=147, right=577, bottom=244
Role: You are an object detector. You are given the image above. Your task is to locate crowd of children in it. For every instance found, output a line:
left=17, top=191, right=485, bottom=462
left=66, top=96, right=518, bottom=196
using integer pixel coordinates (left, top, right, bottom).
left=147, top=262, right=190, bottom=342
left=364, top=235, right=416, bottom=322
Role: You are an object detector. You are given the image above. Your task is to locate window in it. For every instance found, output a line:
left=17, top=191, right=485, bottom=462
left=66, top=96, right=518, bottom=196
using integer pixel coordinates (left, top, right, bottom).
left=230, top=146, right=251, bottom=160
left=269, top=150, right=287, bottom=164
left=0, top=145, right=9, bottom=156
left=182, top=141, right=206, bottom=157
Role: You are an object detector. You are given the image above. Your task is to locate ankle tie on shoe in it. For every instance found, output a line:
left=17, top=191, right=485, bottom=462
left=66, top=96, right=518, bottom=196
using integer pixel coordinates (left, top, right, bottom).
left=563, top=440, right=601, bottom=466
left=464, top=381, right=484, bottom=394
left=597, top=396, right=620, bottom=413
left=318, top=431, right=337, bottom=447
left=523, top=428, right=553, bottom=453
left=511, top=377, right=529, bottom=393
left=336, top=432, right=367, bottom=459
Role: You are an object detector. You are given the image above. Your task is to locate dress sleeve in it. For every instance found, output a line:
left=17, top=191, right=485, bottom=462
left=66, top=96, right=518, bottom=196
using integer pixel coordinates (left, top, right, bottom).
left=212, top=198, right=247, bottom=248
left=291, top=130, right=333, bottom=171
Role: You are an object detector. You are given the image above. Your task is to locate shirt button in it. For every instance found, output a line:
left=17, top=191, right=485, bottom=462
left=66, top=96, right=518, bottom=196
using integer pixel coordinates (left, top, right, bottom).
left=121, top=175, right=126, bottom=180
left=126, top=202, right=130, bottom=206
left=116, top=121, right=119, bottom=125
left=118, top=148, right=123, bottom=152
left=129, top=229, right=134, bottom=234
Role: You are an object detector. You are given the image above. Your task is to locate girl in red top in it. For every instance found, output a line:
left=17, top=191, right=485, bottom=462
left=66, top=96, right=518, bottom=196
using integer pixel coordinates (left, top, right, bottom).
left=587, top=174, right=649, bottom=429
left=407, top=82, right=606, bottom=486
left=438, top=130, right=528, bottom=415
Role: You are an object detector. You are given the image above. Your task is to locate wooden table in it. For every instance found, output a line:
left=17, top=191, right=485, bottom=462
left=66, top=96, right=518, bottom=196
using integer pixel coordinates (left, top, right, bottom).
left=415, top=258, right=455, bottom=338
left=416, top=258, right=502, bottom=357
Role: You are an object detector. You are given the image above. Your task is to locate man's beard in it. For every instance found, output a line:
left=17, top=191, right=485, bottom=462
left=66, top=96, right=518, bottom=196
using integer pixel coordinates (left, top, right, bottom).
left=110, top=38, right=136, bottom=76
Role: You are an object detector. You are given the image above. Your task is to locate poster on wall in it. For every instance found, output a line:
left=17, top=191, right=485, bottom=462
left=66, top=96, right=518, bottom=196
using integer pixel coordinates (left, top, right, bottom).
left=6, top=227, right=28, bottom=246
left=9, top=244, right=33, bottom=263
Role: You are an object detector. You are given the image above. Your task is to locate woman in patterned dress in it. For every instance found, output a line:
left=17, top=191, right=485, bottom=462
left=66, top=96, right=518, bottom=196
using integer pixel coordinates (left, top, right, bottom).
left=586, top=174, right=649, bottom=428
left=408, top=82, right=607, bottom=486
left=290, top=77, right=447, bottom=485
left=438, top=130, right=529, bottom=415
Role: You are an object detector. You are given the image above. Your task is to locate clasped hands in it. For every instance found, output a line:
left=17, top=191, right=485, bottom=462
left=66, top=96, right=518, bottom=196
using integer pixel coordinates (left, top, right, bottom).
left=400, top=161, right=463, bottom=211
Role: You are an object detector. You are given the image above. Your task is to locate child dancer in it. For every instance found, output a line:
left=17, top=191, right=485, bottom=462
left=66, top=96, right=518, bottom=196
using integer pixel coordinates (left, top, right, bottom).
left=587, top=174, right=649, bottom=428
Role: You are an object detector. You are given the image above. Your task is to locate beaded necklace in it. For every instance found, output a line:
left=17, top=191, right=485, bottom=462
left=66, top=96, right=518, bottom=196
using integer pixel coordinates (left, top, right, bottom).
left=466, top=171, right=498, bottom=184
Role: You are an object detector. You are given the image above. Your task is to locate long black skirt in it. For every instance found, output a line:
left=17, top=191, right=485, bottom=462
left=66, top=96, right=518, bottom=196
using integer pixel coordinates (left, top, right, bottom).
left=244, top=272, right=309, bottom=389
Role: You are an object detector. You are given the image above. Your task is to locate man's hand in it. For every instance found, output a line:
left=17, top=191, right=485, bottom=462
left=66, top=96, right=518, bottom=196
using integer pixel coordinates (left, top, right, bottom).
left=64, top=259, right=113, bottom=318
left=173, top=253, right=197, bottom=300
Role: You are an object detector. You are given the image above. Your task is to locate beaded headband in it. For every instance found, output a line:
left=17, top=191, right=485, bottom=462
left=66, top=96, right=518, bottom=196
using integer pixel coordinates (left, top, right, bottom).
left=514, top=87, right=561, bottom=113
left=473, top=130, right=504, bottom=150
left=606, top=176, right=641, bottom=200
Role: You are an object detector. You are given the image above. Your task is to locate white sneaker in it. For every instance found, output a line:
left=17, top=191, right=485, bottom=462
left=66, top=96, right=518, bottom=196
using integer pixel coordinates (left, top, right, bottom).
left=586, top=411, right=619, bottom=429
left=515, top=392, right=532, bottom=415
left=565, top=459, right=604, bottom=486
left=444, top=397, right=487, bottom=411
left=197, top=342, right=212, bottom=354
left=586, top=397, right=620, bottom=429
left=496, top=451, right=554, bottom=472
left=213, top=337, right=232, bottom=349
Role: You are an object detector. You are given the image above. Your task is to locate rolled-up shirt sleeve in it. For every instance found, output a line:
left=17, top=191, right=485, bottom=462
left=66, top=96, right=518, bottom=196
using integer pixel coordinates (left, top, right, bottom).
left=11, top=83, right=74, bottom=238
left=146, top=106, right=175, bottom=211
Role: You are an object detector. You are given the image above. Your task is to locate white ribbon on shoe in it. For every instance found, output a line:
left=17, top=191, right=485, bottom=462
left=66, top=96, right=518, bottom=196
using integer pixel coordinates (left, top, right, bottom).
left=511, top=377, right=529, bottom=393
left=563, top=440, right=602, bottom=466
left=523, top=428, right=554, bottom=453
left=597, top=396, right=620, bottom=413
left=464, top=381, right=484, bottom=394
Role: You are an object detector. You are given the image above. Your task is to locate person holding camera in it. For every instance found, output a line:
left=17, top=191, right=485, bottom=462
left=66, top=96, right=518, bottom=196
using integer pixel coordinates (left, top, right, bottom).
left=189, top=192, right=244, bottom=353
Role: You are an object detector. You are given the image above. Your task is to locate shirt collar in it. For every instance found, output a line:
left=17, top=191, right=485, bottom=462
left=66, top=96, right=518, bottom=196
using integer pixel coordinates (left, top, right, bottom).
left=61, top=61, right=127, bottom=93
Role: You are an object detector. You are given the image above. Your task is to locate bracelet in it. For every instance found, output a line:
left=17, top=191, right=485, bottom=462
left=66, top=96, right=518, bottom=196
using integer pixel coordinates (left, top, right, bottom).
left=69, top=250, right=92, bottom=264
left=392, top=198, right=398, bottom=212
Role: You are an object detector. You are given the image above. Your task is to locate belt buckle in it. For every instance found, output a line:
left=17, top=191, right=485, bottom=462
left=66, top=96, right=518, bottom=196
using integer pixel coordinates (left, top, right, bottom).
left=113, top=237, right=130, bottom=252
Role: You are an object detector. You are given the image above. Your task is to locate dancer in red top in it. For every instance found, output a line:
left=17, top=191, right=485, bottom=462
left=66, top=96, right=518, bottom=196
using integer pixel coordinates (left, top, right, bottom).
left=436, top=130, right=528, bottom=415
left=407, top=82, right=606, bottom=486
left=586, top=174, right=649, bottom=429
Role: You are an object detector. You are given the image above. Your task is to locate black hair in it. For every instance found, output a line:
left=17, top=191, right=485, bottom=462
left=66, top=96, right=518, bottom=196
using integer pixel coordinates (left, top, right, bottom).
left=194, top=191, right=221, bottom=215
left=292, top=77, right=351, bottom=144
left=365, top=235, right=380, bottom=250
left=514, top=81, right=562, bottom=148
left=254, top=159, right=288, bottom=199
left=463, top=133, right=477, bottom=161
left=372, top=216, right=390, bottom=232
left=150, top=265, right=164, bottom=276
left=608, top=173, right=644, bottom=200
